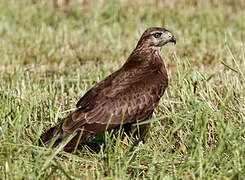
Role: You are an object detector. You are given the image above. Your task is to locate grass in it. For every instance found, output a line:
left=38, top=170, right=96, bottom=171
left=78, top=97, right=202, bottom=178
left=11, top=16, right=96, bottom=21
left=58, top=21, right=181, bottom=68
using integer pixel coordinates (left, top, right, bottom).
left=0, top=0, right=244, bottom=179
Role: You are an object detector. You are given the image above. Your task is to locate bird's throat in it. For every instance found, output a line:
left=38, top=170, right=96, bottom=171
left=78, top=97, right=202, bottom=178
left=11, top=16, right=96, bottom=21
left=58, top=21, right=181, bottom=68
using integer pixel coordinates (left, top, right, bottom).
left=151, top=46, right=162, bottom=57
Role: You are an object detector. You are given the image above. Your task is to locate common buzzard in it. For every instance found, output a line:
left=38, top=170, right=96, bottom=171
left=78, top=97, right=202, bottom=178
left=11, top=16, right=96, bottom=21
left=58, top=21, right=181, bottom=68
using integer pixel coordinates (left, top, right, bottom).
left=39, top=27, right=176, bottom=152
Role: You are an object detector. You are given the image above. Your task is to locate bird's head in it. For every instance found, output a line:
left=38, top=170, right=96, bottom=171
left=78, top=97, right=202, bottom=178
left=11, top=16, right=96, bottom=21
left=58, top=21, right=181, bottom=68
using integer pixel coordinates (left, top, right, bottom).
left=136, top=27, right=176, bottom=49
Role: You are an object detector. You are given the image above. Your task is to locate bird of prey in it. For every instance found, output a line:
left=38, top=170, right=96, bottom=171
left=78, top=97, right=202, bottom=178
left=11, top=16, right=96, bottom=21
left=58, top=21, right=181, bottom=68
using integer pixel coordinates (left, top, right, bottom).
left=39, top=27, right=176, bottom=152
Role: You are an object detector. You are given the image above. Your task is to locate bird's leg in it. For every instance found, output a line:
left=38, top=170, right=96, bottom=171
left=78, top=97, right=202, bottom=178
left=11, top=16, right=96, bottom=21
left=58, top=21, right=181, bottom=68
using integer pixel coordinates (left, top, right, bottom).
left=134, top=111, right=154, bottom=141
left=134, top=122, right=151, bottom=142
left=122, top=121, right=151, bottom=142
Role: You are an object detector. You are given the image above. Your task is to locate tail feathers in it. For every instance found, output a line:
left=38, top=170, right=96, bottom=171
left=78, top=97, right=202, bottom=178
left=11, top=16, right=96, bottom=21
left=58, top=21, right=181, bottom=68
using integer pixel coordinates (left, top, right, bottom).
left=39, top=121, right=93, bottom=152
left=39, top=126, right=63, bottom=148
left=39, top=125, right=88, bottom=152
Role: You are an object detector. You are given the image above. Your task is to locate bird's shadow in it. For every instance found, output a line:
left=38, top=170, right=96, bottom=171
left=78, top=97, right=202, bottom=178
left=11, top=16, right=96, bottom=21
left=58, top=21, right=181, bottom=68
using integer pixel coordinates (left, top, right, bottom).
left=79, top=137, right=105, bottom=153
left=77, top=127, right=145, bottom=154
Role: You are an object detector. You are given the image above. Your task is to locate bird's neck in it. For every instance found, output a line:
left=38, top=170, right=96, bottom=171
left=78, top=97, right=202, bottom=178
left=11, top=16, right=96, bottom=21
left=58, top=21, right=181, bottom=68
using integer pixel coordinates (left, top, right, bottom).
left=150, top=46, right=162, bottom=51
left=123, top=46, right=167, bottom=78
left=149, top=46, right=162, bottom=58
left=126, top=45, right=163, bottom=64
left=134, top=44, right=162, bottom=57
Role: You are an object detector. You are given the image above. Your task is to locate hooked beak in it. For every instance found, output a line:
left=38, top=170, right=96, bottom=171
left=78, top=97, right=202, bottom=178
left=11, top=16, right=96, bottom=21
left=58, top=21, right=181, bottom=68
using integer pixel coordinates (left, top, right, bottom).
left=170, top=36, right=176, bottom=44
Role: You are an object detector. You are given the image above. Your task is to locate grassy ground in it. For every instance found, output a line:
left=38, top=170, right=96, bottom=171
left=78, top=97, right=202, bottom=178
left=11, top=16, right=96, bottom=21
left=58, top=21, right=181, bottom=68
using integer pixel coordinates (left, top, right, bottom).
left=0, top=0, right=244, bottom=179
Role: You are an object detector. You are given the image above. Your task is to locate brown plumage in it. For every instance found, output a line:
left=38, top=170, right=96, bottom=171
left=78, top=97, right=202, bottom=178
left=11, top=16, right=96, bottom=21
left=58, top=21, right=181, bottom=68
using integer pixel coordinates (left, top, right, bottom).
left=39, top=27, right=176, bottom=152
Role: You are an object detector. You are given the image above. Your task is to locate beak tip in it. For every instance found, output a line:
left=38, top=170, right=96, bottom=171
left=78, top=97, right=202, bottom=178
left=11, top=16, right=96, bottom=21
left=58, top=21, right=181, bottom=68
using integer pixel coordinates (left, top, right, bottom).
left=171, top=37, right=176, bottom=44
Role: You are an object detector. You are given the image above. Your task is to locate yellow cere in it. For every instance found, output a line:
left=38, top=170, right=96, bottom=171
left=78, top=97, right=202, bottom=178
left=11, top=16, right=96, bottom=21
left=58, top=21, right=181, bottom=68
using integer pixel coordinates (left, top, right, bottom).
left=168, top=32, right=172, bottom=37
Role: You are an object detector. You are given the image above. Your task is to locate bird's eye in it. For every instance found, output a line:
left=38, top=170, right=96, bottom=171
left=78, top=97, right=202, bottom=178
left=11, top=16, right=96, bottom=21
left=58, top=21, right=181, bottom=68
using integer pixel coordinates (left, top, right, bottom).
left=153, top=32, right=162, bottom=38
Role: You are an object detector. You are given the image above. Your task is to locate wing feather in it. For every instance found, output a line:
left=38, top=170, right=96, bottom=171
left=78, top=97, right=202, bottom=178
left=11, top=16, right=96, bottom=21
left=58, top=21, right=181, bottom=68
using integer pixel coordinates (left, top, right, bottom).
left=62, top=63, right=167, bottom=135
